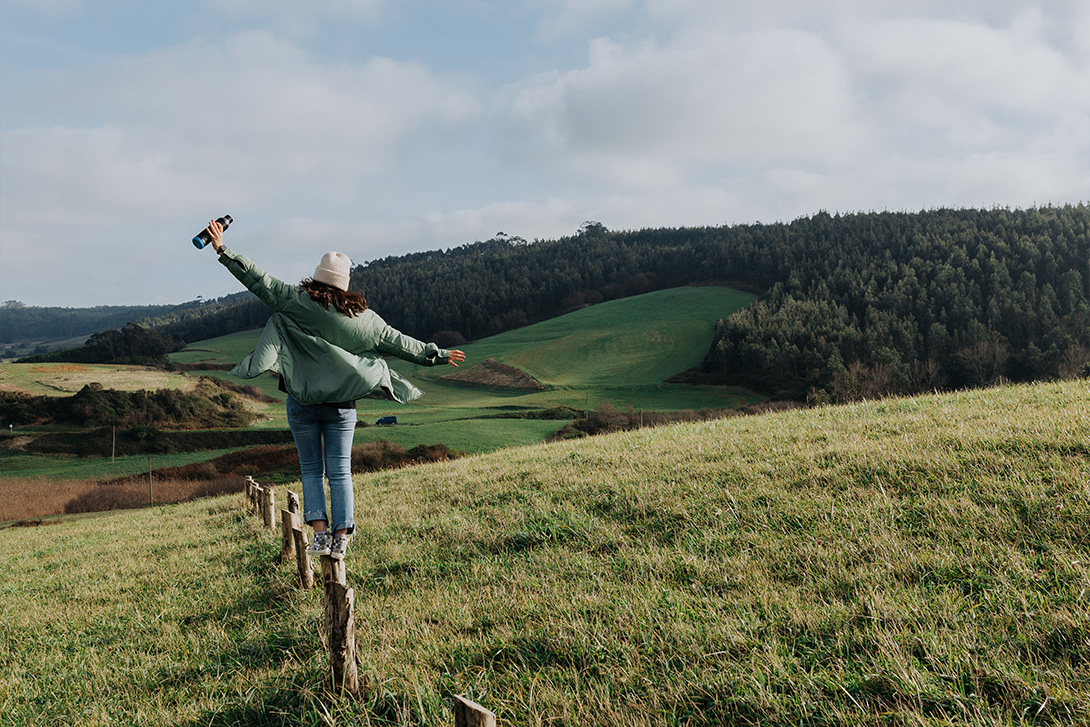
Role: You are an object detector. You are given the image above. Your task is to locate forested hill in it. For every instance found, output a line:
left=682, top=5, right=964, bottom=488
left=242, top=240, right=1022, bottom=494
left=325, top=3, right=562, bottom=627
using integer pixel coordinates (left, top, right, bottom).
left=353, top=206, right=1090, bottom=399
left=0, top=301, right=187, bottom=344
left=9, top=205, right=1088, bottom=400
left=701, top=206, right=1090, bottom=398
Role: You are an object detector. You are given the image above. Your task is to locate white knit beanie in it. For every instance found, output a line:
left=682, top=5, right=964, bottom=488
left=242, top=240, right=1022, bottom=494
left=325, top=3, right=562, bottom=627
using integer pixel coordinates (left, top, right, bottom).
left=313, top=252, right=351, bottom=291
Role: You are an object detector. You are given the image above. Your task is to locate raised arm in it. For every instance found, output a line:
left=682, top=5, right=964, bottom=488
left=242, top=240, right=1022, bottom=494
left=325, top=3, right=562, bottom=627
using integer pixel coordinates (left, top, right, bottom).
left=202, top=219, right=295, bottom=311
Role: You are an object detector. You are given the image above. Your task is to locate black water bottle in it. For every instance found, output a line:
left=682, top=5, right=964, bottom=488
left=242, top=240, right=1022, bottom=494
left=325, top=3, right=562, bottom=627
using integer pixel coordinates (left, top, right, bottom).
left=192, top=215, right=233, bottom=249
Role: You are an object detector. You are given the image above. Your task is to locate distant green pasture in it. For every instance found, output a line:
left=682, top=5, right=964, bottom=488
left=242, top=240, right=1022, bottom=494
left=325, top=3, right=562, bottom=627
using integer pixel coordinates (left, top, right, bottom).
left=172, top=285, right=760, bottom=423
left=411, top=285, right=756, bottom=389
left=3, top=286, right=760, bottom=479
left=167, top=328, right=268, bottom=364
left=0, top=448, right=247, bottom=480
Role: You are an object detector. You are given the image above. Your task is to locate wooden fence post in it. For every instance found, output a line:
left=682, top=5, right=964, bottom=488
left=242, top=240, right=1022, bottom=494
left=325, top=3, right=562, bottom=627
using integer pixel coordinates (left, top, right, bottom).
left=321, top=555, right=358, bottom=694
left=251, top=484, right=263, bottom=517
left=292, top=524, right=314, bottom=589
left=287, top=490, right=301, bottom=516
left=280, top=509, right=298, bottom=562
left=261, top=487, right=275, bottom=529
left=454, top=696, right=496, bottom=727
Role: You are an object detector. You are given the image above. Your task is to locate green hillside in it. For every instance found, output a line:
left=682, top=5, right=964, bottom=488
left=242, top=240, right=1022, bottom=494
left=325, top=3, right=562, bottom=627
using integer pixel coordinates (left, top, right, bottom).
left=455, top=285, right=756, bottom=388
left=3, top=380, right=1087, bottom=725
left=165, top=285, right=762, bottom=453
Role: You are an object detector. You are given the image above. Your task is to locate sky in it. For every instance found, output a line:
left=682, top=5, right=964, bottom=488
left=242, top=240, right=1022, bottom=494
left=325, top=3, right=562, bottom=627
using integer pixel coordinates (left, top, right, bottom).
left=1, top=0, right=1088, bottom=308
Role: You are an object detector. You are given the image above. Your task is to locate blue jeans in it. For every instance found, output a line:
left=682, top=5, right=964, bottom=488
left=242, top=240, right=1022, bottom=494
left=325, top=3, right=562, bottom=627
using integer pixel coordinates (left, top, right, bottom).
left=285, top=394, right=356, bottom=534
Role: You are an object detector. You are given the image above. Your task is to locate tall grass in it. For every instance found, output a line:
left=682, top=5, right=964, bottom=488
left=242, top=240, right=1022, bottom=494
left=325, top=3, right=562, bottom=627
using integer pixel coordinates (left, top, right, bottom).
left=0, top=475, right=243, bottom=521
left=1, top=380, right=1087, bottom=725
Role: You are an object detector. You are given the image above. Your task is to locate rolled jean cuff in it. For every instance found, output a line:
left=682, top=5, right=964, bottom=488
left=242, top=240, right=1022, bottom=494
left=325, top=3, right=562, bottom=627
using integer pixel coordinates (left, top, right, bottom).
left=303, top=510, right=328, bottom=527
left=332, top=520, right=355, bottom=535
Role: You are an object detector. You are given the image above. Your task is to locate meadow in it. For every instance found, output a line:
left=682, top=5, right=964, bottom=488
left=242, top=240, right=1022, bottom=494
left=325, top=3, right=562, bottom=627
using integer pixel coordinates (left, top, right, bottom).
left=1, top=286, right=760, bottom=490
left=0, top=362, right=195, bottom=397
left=1, top=379, right=1086, bottom=725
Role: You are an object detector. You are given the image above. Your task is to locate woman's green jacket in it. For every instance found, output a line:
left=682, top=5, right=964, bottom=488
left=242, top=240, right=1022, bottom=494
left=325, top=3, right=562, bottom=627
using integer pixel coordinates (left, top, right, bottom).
left=218, top=246, right=451, bottom=405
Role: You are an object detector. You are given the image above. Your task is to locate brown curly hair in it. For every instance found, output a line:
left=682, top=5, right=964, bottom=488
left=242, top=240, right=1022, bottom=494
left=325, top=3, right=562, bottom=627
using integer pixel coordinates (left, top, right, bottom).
left=300, top=279, right=368, bottom=317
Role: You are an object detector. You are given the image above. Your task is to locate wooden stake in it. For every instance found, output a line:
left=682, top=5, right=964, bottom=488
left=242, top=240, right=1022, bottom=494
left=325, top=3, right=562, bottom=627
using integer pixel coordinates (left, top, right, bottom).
left=280, top=509, right=298, bottom=562
left=261, top=487, right=275, bottom=528
left=287, top=490, right=301, bottom=515
left=292, top=525, right=314, bottom=589
left=252, top=485, right=264, bottom=517
left=321, top=554, right=347, bottom=587
left=454, top=696, right=496, bottom=727
left=325, top=581, right=359, bottom=694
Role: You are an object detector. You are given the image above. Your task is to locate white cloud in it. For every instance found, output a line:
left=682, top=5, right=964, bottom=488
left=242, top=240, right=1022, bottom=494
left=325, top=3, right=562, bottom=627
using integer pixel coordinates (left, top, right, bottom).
left=501, top=0, right=1088, bottom=215
left=0, top=31, right=482, bottom=304
left=2, top=0, right=1088, bottom=307
left=528, top=0, right=636, bottom=40
left=502, top=27, right=869, bottom=189
left=842, top=12, right=1088, bottom=143
left=2, top=32, right=480, bottom=220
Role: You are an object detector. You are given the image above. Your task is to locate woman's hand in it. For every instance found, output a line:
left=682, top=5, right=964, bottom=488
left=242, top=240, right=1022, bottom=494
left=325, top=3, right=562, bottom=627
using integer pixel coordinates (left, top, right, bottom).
left=446, top=350, right=466, bottom=367
left=204, top=219, right=225, bottom=254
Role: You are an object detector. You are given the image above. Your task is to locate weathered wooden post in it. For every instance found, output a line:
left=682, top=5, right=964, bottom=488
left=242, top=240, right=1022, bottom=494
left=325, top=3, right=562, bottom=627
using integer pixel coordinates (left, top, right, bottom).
left=292, top=524, right=314, bottom=589
left=252, top=485, right=264, bottom=518
left=247, top=476, right=260, bottom=512
left=454, top=696, right=496, bottom=727
left=261, top=486, right=275, bottom=528
left=287, top=490, right=301, bottom=516
left=280, top=509, right=298, bottom=562
left=322, top=555, right=347, bottom=588
left=321, top=555, right=358, bottom=694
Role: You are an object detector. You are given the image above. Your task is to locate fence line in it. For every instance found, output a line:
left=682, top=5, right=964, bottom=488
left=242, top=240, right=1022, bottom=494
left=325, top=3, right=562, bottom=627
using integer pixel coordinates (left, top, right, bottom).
left=243, top=477, right=495, bottom=723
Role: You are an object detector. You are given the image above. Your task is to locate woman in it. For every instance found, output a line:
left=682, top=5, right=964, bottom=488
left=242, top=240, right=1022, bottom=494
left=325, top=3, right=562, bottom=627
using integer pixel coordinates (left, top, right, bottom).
left=202, top=219, right=466, bottom=559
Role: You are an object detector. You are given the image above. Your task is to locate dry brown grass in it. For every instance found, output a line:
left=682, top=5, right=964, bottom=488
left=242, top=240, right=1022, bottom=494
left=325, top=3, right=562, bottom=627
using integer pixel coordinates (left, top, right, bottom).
left=0, top=362, right=196, bottom=396
left=0, top=475, right=243, bottom=522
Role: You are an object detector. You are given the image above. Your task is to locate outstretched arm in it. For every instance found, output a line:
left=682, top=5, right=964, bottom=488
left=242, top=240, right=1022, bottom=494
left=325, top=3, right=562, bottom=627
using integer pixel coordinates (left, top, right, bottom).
left=201, top=219, right=295, bottom=311
left=373, top=317, right=467, bottom=367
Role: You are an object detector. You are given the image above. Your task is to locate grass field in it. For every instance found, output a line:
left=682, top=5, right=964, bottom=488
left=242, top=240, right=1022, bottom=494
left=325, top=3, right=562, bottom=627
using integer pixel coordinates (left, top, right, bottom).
left=2, top=379, right=1087, bottom=725
left=2, top=286, right=759, bottom=484
left=166, top=328, right=273, bottom=365
left=442, top=285, right=756, bottom=388
left=0, top=362, right=196, bottom=397
left=0, top=448, right=249, bottom=481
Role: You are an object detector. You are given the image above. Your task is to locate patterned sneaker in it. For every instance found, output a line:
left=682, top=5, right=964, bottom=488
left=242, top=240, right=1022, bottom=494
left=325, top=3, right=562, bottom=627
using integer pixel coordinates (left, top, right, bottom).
left=307, top=531, right=332, bottom=557
left=330, top=534, right=350, bottom=560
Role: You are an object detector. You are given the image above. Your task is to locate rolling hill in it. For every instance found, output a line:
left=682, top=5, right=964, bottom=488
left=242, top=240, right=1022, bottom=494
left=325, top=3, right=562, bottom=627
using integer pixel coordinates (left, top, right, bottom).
left=168, top=284, right=764, bottom=452
left=2, top=379, right=1086, bottom=725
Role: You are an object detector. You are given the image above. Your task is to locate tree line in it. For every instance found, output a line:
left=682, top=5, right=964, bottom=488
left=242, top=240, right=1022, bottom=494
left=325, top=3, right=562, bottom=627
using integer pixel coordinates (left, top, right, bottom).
left=700, top=206, right=1089, bottom=398
left=15, top=322, right=187, bottom=366
left=9, top=205, right=1088, bottom=399
left=0, top=300, right=194, bottom=344
left=348, top=206, right=1090, bottom=398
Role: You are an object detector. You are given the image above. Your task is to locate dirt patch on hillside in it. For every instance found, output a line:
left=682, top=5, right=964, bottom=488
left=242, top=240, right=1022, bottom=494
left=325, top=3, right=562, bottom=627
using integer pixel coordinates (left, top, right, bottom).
left=29, top=364, right=91, bottom=373
left=3, top=436, right=36, bottom=451
left=441, top=358, right=545, bottom=390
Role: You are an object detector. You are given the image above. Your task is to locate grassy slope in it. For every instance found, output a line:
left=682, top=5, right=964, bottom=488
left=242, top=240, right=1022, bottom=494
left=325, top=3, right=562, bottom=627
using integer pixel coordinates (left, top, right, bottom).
left=0, top=362, right=196, bottom=397
left=449, top=285, right=756, bottom=387
left=160, top=286, right=762, bottom=455
left=2, top=380, right=1087, bottom=726
left=3, top=287, right=759, bottom=483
